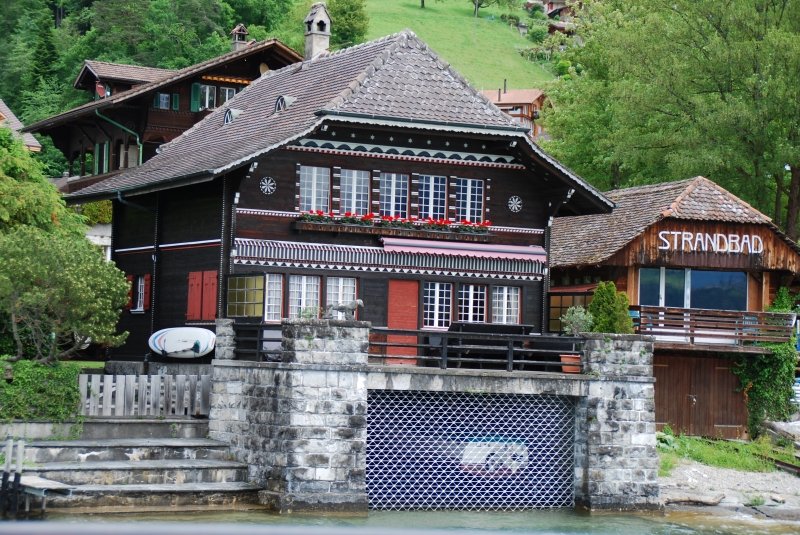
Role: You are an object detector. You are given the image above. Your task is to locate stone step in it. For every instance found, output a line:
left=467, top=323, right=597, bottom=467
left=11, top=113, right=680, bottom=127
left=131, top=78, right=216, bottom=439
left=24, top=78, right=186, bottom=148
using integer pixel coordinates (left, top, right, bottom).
left=24, top=438, right=230, bottom=463
left=25, top=459, right=248, bottom=485
left=1, top=418, right=209, bottom=440
left=45, top=482, right=261, bottom=510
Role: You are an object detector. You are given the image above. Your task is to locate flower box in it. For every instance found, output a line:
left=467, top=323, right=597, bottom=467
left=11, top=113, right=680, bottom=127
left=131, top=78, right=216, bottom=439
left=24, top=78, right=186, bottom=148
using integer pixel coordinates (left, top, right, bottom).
left=293, top=221, right=496, bottom=242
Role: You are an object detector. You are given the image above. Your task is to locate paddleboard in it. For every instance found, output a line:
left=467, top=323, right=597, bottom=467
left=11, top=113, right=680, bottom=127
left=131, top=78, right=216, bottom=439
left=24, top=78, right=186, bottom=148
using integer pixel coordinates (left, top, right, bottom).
left=148, top=327, right=216, bottom=358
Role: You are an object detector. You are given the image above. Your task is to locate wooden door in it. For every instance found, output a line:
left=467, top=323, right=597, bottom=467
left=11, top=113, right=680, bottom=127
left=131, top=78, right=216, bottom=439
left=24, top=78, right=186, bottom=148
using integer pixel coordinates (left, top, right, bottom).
left=654, top=355, right=691, bottom=434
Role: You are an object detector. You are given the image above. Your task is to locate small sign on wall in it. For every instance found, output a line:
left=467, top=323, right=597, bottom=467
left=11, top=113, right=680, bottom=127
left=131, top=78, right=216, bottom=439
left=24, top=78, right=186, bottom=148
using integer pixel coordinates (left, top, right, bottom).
left=658, top=231, right=764, bottom=254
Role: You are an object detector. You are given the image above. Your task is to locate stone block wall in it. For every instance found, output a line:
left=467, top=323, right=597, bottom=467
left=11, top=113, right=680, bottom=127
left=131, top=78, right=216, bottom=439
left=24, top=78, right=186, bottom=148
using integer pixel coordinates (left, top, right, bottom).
left=574, top=333, right=660, bottom=511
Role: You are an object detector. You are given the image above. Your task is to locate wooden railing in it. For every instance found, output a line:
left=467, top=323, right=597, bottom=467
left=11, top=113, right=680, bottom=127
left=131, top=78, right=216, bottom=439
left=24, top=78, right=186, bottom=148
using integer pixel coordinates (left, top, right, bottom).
left=369, top=328, right=585, bottom=373
left=78, top=374, right=211, bottom=417
left=630, top=306, right=796, bottom=347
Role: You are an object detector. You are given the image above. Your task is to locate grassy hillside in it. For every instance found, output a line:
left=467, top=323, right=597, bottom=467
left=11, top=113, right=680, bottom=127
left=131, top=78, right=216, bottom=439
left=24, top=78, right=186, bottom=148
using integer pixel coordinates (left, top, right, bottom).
left=365, top=1, right=553, bottom=91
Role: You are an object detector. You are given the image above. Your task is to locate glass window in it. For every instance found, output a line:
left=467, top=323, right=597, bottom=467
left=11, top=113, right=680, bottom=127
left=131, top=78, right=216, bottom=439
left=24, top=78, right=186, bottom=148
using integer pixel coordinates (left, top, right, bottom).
left=492, top=286, right=520, bottom=324
left=423, top=282, right=452, bottom=328
left=157, top=93, right=170, bottom=109
left=639, top=268, right=660, bottom=306
left=288, top=275, right=320, bottom=318
left=380, top=173, right=408, bottom=218
left=456, top=178, right=484, bottom=222
left=691, top=270, right=747, bottom=311
left=549, top=294, right=593, bottom=332
left=134, top=276, right=146, bottom=310
left=458, top=284, right=486, bottom=323
left=219, top=87, right=236, bottom=105
left=265, top=274, right=282, bottom=321
left=299, top=166, right=330, bottom=212
left=227, top=275, right=265, bottom=318
left=418, top=175, right=446, bottom=220
left=664, top=269, right=686, bottom=308
left=199, top=85, right=216, bottom=110
left=340, top=169, right=370, bottom=215
left=326, top=277, right=357, bottom=319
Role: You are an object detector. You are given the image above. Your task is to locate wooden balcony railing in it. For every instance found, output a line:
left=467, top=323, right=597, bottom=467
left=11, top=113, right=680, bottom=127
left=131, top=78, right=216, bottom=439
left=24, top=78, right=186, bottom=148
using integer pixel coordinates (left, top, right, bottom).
left=630, top=306, right=796, bottom=350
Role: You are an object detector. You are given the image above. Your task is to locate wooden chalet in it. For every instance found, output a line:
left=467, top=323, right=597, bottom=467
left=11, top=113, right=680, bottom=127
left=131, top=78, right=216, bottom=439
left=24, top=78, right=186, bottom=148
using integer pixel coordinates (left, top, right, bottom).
left=21, top=27, right=301, bottom=194
left=62, top=10, right=613, bottom=365
left=550, top=177, right=800, bottom=437
left=480, top=88, right=546, bottom=138
left=0, top=98, right=40, bottom=151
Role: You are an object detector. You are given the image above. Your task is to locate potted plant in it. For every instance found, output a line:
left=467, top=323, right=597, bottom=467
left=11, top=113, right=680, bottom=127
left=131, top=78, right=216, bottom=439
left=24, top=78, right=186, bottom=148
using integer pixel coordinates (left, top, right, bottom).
left=340, top=212, right=374, bottom=226
left=456, top=220, right=492, bottom=233
left=559, top=306, right=593, bottom=373
left=419, top=218, right=452, bottom=232
left=299, top=210, right=335, bottom=223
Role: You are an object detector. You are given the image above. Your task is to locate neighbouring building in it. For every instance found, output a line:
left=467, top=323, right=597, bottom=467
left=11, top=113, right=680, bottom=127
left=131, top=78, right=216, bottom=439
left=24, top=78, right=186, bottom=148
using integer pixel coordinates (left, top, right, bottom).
left=0, top=98, right=41, bottom=151
left=59, top=21, right=613, bottom=363
left=550, top=177, right=800, bottom=437
left=22, top=26, right=302, bottom=194
left=480, top=88, right=546, bottom=138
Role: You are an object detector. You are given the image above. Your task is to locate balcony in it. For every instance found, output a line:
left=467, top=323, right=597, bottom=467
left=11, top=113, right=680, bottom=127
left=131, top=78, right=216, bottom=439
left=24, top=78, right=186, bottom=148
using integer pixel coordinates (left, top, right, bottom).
left=630, top=305, right=796, bottom=354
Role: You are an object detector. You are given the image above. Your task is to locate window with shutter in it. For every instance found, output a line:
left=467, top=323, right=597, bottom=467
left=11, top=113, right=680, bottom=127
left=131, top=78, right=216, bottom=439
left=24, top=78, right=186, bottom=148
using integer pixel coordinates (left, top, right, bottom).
left=153, top=94, right=160, bottom=108
left=143, top=274, right=152, bottom=310
left=125, top=275, right=134, bottom=310
left=201, top=271, right=218, bottom=320
left=172, top=94, right=179, bottom=110
left=186, top=272, right=203, bottom=320
left=190, top=83, right=201, bottom=112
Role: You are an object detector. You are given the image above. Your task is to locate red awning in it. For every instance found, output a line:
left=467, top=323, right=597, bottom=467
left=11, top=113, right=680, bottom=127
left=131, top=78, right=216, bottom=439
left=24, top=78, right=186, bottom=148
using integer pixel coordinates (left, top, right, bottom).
left=380, top=237, right=547, bottom=261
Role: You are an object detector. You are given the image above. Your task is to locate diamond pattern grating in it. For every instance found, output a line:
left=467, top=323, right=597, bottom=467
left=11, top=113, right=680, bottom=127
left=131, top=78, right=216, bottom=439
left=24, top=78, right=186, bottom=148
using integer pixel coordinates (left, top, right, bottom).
left=367, top=390, right=575, bottom=510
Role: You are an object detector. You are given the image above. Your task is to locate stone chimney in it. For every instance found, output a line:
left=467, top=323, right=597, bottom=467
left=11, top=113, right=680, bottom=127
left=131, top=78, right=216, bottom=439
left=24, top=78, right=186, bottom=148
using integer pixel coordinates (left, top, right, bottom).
left=304, top=2, right=332, bottom=61
left=231, top=23, right=249, bottom=52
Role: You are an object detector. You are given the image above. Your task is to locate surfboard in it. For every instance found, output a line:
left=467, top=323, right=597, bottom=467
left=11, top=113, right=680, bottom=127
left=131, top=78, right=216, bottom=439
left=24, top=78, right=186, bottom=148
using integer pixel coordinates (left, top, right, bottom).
left=148, top=327, right=216, bottom=358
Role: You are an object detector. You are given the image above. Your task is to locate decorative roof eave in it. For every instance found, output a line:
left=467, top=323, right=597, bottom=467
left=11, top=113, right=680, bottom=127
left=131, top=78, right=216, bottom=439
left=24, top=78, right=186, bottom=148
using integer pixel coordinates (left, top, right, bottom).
left=315, top=110, right=531, bottom=134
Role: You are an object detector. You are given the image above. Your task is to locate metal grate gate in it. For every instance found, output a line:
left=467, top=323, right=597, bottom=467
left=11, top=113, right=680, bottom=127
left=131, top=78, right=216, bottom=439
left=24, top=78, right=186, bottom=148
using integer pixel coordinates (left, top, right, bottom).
left=367, top=390, right=575, bottom=510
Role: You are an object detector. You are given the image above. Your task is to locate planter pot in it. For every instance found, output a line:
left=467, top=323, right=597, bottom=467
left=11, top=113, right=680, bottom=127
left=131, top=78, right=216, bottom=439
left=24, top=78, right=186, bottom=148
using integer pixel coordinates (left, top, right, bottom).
left=559, top=354, right=581, bottom=374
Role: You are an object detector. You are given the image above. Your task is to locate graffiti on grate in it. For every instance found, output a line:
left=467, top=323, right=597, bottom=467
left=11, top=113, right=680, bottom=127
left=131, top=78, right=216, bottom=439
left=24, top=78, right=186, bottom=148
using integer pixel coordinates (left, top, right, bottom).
left=367, top=390, right=575, bottom=510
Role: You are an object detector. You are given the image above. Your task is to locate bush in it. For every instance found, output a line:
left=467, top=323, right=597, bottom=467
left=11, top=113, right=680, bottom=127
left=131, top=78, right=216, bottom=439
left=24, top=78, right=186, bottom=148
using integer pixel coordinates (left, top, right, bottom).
left=560, top=306, right=593, bottom=336
left=556, top=60, right=572, bottom=76
left=588, top=282, right=634, bottom=334
left=527, top=3, right=544, bottom=17
left=81, top=200, right=113, bottom=226
left=507, top=15, right=520, bottom=25
left=0, top=357, right=82, bottom=422
left=528, top=26, right=548, bottom=43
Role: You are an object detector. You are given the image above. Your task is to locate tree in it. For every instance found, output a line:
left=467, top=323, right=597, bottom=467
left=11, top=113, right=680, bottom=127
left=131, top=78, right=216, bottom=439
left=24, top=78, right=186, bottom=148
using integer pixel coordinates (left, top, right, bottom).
left=0, top=226, right=129, bottom=363
left=469, top=0, right=516, bottom=17
left=28, top=13, right=59, bottom=90
left=588, top=282, right=634, bottom=334
left=527, top=26, right=547, bottom=43
left=328, top=0, right=369, bottom=49
left=542, top=0, right=800, bottom=239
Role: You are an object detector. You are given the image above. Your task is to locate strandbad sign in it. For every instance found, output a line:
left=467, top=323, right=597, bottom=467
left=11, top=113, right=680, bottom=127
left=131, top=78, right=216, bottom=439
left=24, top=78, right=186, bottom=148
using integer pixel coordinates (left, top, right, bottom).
left=658, top=231, right=764, bottom=254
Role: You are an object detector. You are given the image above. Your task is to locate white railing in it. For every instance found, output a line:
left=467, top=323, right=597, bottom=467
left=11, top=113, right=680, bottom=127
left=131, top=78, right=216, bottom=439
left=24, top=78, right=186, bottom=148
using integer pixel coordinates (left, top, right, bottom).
left=78, top=374, right=211, bottom=417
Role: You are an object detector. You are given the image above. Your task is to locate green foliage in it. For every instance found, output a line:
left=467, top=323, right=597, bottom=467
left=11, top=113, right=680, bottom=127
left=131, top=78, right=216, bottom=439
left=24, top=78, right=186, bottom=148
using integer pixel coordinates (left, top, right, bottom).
left=556, top=59, right=571, bottom=77
left=560, top=305, right=594, bottom=336
left=0, top=127, right=85, bottom=235
left=81, top=200, right=113, bottom=226
left=527, top=26, right=547, bottom=43
left=588, top=281, right=634, bottom=334
left=768, top=287, right=796, bottom=313
left=29, top=13, right=58, bottom=90
left=299, top=306, right=323, bottom=319
left=0, top=357, right=82, bottom=423
left=329, top=0, right=370, bottom=49
left=0, top=226, right=129, bottom=362
left=527, top=3, right=544, bottom=17
left=661, top=434, right=787, bottom=472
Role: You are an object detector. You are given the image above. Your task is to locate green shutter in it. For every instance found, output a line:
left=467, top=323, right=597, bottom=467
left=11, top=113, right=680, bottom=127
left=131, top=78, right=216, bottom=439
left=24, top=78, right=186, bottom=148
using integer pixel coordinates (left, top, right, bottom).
left=190, top=83, right=201, bottom=112
left=93, top=143, right=99, bottom=175
left=103, top=142, right=109, bottom=173
left=153, top=93, right=160, bottom=108
left=172, top=93, right=179, bottom=110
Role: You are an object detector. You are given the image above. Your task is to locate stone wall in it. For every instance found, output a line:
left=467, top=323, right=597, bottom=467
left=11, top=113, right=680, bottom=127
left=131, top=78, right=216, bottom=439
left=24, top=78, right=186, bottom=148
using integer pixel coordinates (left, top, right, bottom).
left=574, top=333, right=660, bottom=511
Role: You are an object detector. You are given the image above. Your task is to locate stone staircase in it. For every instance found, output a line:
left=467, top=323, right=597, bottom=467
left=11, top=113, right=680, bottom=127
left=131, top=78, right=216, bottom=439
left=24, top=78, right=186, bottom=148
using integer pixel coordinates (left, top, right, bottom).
left=22, top=419, right=260, bottom=511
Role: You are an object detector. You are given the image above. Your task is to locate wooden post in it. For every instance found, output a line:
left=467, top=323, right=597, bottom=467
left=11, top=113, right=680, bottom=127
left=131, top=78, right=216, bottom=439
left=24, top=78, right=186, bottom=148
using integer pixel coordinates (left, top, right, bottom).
left=163, top=375, right=173, bottom=416
left=115, top=375, right=126, bottom=416
left=78, top=375, right=88, bottom=416
left=188, top=375, right=198, bottom=416
left=200, top=375, right=211, bottom=417
left=89, top=375, right=100, bottom=416
left=138, top=375, right=148, bottom=416
left=150, top=375, right=161, bottom=416
left=102, top=375, right=113, bottom=416
left=125, top=375, right=136, bottom=416
left=176, top=375, right=186, bottom=416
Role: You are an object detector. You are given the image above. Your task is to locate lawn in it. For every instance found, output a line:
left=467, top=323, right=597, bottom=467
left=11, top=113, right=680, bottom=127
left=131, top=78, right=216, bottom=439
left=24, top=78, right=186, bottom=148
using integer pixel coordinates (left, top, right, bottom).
left=365, top=0, right=553, bottom=91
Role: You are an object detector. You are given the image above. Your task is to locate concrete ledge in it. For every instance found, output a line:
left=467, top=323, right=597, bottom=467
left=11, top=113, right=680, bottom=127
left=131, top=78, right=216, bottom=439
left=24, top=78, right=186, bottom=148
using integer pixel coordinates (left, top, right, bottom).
left=258, top=490, right=368, bottom=515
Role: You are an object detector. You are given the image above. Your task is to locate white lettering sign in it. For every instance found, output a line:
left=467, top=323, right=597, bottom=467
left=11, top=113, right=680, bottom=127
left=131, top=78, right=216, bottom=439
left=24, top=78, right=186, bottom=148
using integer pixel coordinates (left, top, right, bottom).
left=657, top=231, right=763, bottom=254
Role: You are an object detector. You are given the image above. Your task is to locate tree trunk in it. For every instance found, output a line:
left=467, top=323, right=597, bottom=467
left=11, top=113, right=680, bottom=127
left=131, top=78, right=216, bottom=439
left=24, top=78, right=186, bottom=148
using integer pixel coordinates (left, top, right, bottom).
left=785, top=167, right=800, bottom=242
left=9, top=303, right=24, bottom=361
left=421, top=0, right=425, bottom=7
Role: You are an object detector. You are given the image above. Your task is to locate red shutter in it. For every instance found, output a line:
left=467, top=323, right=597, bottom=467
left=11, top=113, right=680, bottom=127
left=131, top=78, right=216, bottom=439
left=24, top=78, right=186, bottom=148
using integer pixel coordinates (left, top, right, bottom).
left=186, top=272, right=203, bottom=320
left=386, top=280, right=419, bottom=362
left=143, top=274, right=152, bottom=310
left=201, top=270, right=218, bottom=320
left=125, top=275, right=134, bottom=310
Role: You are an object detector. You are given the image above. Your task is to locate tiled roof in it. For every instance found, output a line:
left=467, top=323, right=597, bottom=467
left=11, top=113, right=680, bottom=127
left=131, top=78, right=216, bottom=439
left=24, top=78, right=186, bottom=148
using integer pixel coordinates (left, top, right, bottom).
left=480, top=89, right=544, bottom=105
left=71, top=30, right=594, bottom=200
left=23, top=39, right=302, bottom=133
left=0, top=99, right=41, bottom=150
left=80, top=60, right=177, bottom=85
left=551, top=177, right=780, bottom=267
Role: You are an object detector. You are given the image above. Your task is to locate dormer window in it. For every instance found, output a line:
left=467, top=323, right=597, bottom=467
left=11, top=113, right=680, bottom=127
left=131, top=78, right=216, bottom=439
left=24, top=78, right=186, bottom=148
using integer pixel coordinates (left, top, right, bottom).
left=224, top=109, right=242, bottom=125
left=274, top=96, right=296, bottom=113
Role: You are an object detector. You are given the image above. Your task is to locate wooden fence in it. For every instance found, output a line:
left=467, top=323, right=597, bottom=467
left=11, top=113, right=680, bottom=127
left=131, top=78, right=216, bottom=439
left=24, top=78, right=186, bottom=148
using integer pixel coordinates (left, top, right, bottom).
left=78, top=374, right=211, bottom=417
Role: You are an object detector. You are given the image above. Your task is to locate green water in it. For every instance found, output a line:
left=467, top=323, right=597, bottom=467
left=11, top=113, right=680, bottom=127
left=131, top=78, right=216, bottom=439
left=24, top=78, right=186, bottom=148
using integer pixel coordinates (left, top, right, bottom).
left=44, top=508, right=800, bottom=534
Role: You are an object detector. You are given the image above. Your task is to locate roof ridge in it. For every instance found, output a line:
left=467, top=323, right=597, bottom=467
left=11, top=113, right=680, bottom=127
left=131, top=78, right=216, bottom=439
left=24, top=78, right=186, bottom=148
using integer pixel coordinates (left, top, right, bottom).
left=672, top=176, right=772, bottom=223
left=662, top=176, right=703, bottom=217
left=84, top=59, right=176, bottom=71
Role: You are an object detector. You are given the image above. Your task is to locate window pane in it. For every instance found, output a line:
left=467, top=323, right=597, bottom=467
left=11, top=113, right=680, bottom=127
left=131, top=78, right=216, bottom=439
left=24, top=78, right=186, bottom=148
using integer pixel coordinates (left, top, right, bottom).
left=639, top=268, right=660, bottom=306
left=418, top=175, right=446, bottom=220
left=300, top=166, right=330, bottom=212
left=220, top=87, right=236, bottom=105
left=458, top=284, right=486, bottom=323
left=664, top=269, right=685, bottom=308
left=423, top=282, right=451, bottom=328
left=289, top=275, right=320, bottom=318
left=265, top=274, right=283, bottom=320
left=340, top=170, right=370, bottom=215
left=690, top=270, right=747, bottom=311
left=456, top=178, right=484, bottom=222
left=159, top=93, right=170, bottom=109
left=549, top=295, right=561, bottom=307
left=227, top=275, right=268, bottom=317
left=380, top=173, right=408, bottom=218
left=326, top=277, right=357, bottom=319
left=492, top=286, right=520, bottom=324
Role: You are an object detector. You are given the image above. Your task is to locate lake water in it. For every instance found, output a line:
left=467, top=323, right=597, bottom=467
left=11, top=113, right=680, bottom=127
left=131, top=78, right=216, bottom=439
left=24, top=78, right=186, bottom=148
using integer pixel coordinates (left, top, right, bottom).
left=40, top=508, right=800, bottom=534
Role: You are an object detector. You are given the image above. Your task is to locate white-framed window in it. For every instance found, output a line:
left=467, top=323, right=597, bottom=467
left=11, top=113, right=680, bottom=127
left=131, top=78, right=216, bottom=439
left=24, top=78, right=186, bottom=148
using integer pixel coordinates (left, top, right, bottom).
left=199, top=85, right=216, bottom=110
left=380, top=173, right=409, bottom=218
left=288, top=275, right=320, bottom=318
left=423, top=282, right=452, bottom=328
left=219, top=87, right=236, bottom=105
left=418, top=175, right=446, bottom=220
left=299, top=166, right=330, bottom=212
left=265, top=274, right=283, bottom=321
left=133, top=275, right=146, bottom=311
left=340, top=169, right=370, bottom=215
left=326, top=277, right=357, bottom=319
left=458, top=284, right=486, bottom=323
left=155, top=93, right=170, bottom=109
left=456, top=178, right=484, bottom=222
left=492, top=286, right=520, bottom=324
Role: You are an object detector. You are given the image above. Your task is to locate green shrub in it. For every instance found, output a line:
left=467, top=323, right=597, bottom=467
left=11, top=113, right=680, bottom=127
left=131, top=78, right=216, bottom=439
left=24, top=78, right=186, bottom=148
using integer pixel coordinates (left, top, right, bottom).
left=528, top=26, right=547, bottom=43
left=81, top=200, right=113, bottom=226
left=556, top=60, right=572, bottom=76
left=527, top=3, right=544, bottom=17
left=560, top=306, right=594, bottom=336
left=588, top=282, right=634, bottom=334
left=0, top=357, right=82, bottom=422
